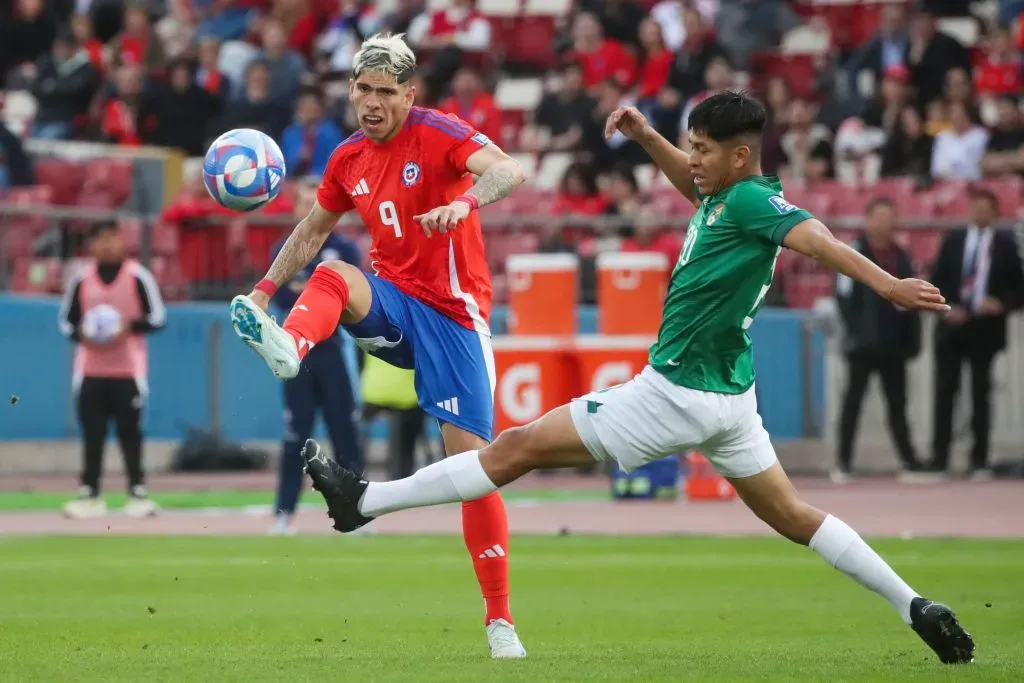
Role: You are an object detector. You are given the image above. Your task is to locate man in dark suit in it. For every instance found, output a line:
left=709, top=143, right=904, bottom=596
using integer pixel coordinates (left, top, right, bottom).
left=834, top=198, right=923, bottom=482
left=929, top=187, right=1024, bottom=478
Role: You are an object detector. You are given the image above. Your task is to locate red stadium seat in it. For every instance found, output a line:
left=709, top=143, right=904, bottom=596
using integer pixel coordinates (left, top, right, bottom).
left=119, top=217, right=142, bottom=255
left=33, top=159, right=87, bottom=206
left=83, top=158, right=133, bottom=206
left=9, top=257, right=63, bottom=294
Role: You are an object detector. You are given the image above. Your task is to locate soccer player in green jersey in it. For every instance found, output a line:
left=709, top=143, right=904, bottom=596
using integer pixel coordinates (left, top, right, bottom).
left=302, top=91, right=975, bottom=664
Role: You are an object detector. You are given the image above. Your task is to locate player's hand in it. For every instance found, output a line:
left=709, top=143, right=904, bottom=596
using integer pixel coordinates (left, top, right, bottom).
left=247, top=290, right=271, bottom=312
left=885, top=278, right=949, bottom=312
left=414, top=201, right=471, bottom=237
left=605, top=106, right=653, bottom=142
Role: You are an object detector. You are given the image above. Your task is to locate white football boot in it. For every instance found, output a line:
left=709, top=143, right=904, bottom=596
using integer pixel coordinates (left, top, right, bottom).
left=229, top=295, right=301, bottom=380
left=486, top=619, right=527, bottom=659
left=62, top=488, right=107, bottom=519
left=123, top=486, right=160, bottom=518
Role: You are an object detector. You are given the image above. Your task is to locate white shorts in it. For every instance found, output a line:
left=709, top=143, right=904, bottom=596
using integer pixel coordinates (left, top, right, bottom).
left=568, top=365, right=778, bottom=479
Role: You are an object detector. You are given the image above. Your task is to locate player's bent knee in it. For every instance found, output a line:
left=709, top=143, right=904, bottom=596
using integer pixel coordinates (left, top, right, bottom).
left=317, top=260, right=372, bottom=320
left=316, top=259, right=362, bottom=283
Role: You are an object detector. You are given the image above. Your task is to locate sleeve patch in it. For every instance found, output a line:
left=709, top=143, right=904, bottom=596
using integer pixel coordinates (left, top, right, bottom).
left=471, top=132, right=491, bottom=146
left=769, top=195, right=798, bottom=214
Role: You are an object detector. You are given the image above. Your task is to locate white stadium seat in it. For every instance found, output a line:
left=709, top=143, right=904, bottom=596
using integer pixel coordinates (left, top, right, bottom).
left=523, top=0, right=571, bottom=17
left=478, top=0, right=520, bottom=18
left=534, top=152, right=573, bottom=190
left=495, top=78, right=544, bottom=111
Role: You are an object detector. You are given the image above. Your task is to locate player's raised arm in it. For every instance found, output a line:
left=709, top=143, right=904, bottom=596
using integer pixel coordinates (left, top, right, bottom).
left=249, top=199, right=343, bottom=309
left=782, top=218, right=950, bottom=312
left=605, top=106, right=698, bottom=206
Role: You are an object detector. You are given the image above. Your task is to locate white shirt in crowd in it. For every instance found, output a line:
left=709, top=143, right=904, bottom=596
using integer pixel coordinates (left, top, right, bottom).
left=930, top=125, right=989, bottom=181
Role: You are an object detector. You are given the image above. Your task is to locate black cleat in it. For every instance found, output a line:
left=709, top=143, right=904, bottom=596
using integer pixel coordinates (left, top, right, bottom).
left=301, top=438, right=375, bottom=533
left=909, top=597, right=975, bottom=664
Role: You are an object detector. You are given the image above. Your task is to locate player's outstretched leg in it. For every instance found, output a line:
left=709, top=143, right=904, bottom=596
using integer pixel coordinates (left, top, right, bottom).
left=726, top=464, right=975, bottom=664
left=230, top=261, right=371, bottom=379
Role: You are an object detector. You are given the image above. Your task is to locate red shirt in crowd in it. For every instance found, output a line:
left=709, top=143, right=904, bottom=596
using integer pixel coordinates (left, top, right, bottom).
left=637, top=49, right=673, bottom=99
left=974, top=58, right=1022, bottom=96
left=567, top=39, right=638, bottom=89
left=551, top=193, right=609, bottom=216
left=438, top=92, right=503, bottom=148
left=621, top=231, right=682, bottom=275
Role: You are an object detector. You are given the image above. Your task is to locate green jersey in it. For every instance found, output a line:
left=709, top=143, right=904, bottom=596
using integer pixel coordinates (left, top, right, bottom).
left=648, top=175, right=813, bottom=394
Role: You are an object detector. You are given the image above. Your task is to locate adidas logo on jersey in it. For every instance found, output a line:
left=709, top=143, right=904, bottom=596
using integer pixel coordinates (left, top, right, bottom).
left=351, top=178, right=370, bottom=197
left=436, top=397, right=460, bottom=416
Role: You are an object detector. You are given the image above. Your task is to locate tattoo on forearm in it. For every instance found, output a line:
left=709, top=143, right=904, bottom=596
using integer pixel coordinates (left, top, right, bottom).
left=468, top=162, right=520, bottom=207
left=264, top=218, right=330, bottom=285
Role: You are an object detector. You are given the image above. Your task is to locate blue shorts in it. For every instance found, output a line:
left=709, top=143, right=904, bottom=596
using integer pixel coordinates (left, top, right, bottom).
left=342, top=274, right=495, bottom=442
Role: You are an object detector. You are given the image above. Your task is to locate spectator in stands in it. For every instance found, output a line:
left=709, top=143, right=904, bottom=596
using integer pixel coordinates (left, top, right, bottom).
left=407, top=0, right=491, bottom=95
left=194, top=0, right=256, bottom=42
left=833, top=197, right=923, bottom=484
left=759, top=76, right=790, bottom=175
left=863, top=64, right=912, bottom=135
left=552, top=162, right=608, bottom=216
left=621, top=205, right=681, bottom=277
left=581, top=0, right=647, bottom=49
left=70, top=12, right=105, bottom=75
left=665, top=7, right=728, bottom=105
left=438, top=67, right=502, bottom=145
left=844, top=2, right=909, bottom=83
left=880, top=105, right=934, bottom=178
left=280, top=86, right=343, bottom=179
left=649, top=0, right=718, bottom=52
left=57, top=219, right=166, bottom=520
left=258, top=19, right=307, bottom=104
left=378, top=0, right=426, bottom=36
left=924, top=98, right=951, bottom=135
left=930, top=100, right=989, bottom=180
left=100, top=64, right=145, bottom=146
left=943, top=67, right=975, bottom=108
left=832, top=64, right=911, bottom=184
left=154, top=0, right=197, bottom=59
left=565, top=11, right=638, bottom=91
left=196, top=36, right=233, bottom=99
left=24, top=28, right=100, bottom=140
left=110, top=2, right=167, bottom=72
left=216, top=60, right=291, bottom=140
left=3, top=0, right=57, bottom=81
left=0, top=122, right=35, bottom=188
left=905, top=8, right=972, bottom=106
left=603, top=163, right=643, bottom=224
left=636, top=18, right=673, bottom=103
left=522, top=63, right=594, bottom=154
left=582, top=77, right=646, bottom=168
left=138, top=57, right=221, bottom=156
left=930, top=187, right=1024, bottom=478
left=982, top=95, right=1024, bottom=176
left=975, top=26, right=1021, bottom=97
left=779, top=97, right=834, bottom=183
left=315, top=0, right=381, bottom=74
left=713, top=0, right=798, bottom=69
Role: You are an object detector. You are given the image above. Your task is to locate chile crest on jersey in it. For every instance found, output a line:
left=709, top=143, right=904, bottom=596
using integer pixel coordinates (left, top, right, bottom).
left=402, top=161, right=422, bottom=188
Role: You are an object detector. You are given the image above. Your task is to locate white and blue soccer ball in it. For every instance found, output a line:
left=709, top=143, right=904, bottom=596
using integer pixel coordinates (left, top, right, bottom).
left=203, top=128, right=286, bottom=212
left=82, top=304, right=123, bottom=344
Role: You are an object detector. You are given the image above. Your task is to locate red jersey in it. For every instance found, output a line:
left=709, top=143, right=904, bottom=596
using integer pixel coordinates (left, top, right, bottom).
left=317, top=106, right=493, bottom=333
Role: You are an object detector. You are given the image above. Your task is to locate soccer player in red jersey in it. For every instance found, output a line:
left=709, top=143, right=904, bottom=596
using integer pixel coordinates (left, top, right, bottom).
left=229, top=33, right=528, bottom=658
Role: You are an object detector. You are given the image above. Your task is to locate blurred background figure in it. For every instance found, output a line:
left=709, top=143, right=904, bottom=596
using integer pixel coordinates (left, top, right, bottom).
left=268, top=183, right=364, bottom=535
left=929, top=188, right=1024, bottom=479
left=280, top=86, right=344, bottom=179
left=360, top=354, right=432, bottom=480
left=833, top=198, right=922, bottom=484
left=57, top=220, right=166, bottom=519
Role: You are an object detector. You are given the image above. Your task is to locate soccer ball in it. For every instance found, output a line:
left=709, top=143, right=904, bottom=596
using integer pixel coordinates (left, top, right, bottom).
left=82, top=304, right=123, bottom=344
left=202, top=128, right=286, bottom=212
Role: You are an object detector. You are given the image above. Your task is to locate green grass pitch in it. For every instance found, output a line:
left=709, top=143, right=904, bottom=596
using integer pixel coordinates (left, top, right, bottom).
left=1, top=535, right=1021, bottom=681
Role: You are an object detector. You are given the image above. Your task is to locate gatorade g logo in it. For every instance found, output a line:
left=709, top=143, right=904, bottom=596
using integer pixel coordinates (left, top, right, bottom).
left=499, top=363, right=541, bottom=424
left=591, top=362, right=632, bottom=392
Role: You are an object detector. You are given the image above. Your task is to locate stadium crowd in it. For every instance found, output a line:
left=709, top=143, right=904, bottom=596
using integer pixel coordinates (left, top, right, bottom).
left=2, top=0, right=1024, bottom=305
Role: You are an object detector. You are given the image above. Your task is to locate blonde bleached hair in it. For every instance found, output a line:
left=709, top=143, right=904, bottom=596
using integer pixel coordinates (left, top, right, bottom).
left=352, top=33, right=418, bottom=84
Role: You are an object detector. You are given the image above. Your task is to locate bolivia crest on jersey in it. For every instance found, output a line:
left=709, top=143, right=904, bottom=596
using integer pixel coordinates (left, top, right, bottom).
left=706, top=204, right=724, bottom=225
left=402, top=161, right=422, bottom=188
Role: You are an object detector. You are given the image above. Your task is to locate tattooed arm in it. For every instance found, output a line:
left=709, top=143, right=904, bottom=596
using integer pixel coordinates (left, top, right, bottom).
left=463, top=144, right=527, bottom=207
left=248, top=199, right=342, bottom=307
left=413, top=144, right=526, bottom=235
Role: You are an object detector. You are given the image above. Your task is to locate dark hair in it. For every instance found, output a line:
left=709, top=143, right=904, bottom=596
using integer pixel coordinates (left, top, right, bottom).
left=298, top=85, right=325, bottom=104
left=968, top=185, right=999, bottom=210
left=687, top=90, right=767, bottom=142
left=559, top=162, right=599, bottom=196
left=865, top=197, right=894, bottom=215
left=607, top=162, right=638, bottom=193
left=88, top=219, right=118, bottom=240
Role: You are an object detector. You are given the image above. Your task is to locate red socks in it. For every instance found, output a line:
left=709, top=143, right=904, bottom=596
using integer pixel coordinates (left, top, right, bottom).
left=283, top=266, right=349, bottom=360
left=462, top=492, right=513, bottom=625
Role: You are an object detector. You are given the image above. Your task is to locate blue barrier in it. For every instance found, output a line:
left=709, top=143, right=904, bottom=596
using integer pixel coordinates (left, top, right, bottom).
left=0, top=294, right=825, bottom=442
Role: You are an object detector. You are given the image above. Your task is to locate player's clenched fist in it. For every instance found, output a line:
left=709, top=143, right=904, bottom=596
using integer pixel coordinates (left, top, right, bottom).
left=886, top=278, right=950, bottom=312
left=414, top=200, right=471, bottom=237
left=605, top=106, right=653, bottom=142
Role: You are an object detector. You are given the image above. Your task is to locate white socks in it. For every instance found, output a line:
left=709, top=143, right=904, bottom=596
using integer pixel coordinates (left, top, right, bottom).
left=809, top=514, right=919, bottom=624
left=358, top=450, right=497, bottom=517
